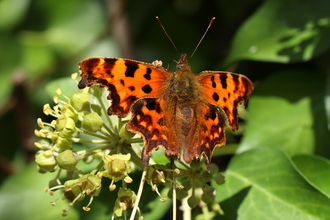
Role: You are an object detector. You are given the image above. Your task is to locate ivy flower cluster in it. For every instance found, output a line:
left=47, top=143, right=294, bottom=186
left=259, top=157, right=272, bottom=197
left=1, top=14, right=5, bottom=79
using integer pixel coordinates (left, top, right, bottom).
left=34, top=74, right=224, bottom=219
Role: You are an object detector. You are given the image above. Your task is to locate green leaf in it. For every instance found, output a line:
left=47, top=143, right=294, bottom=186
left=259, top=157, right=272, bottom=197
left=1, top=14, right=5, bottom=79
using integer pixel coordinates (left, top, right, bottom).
left=292, top=154, right=330, bottom=198
left=238, top=70, right=330, bottom=157
left=214, top=148, right=330, bottom=219
left=223, top=0, right=330, bottom=66
left=0, top=162, right=79, bottom=220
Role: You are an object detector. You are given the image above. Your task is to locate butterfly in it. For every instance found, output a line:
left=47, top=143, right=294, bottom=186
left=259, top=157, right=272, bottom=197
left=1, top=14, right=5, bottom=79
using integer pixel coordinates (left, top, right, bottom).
left=78, top=53, right=254, bottom=170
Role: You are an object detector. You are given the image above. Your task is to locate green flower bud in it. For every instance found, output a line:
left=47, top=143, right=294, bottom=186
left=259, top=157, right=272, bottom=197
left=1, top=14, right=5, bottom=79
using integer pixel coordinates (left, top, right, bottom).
left=55, top=116, right=76, bottom=138
left=59, top=117, right=76, bottom=138
left=103, top=154, right=131, bottom=182
left=213, top=173, right=225, bottom=185
left=35, top=150, right=57, bottom=172
left=55, top=115, right=66, bottom=131
left=176, top=187, right=189, bottom=200
left=201, top=170, right=213, bottom=182
left=48, top=178, right=61, bottom=189
left=119, top=125, right=135, bottom=140
left=56, top=150, right=80, bottom=171
left=78, top=174, right=102, bottom=197
left=188, top=195, right=198, bottom=208
left=64, top=179, right=84, bottom=201
left=55, top=136, right=72, bottom=150
left=189, top=160, right=200, bottom=170
left=64, top=108, right=78, bottom=122
left=210, top=163, right=219, bottom=175
left=82, top=112, right=104, bottom=133
left=70, top=93, right=90, bottom=112
left=201, top=186, right=216, bottom=204
left=181, top=179, right=192, bottom=190
left=114, top=188, right=136, bottom=217
left=146, top=165, right=167, bottom=187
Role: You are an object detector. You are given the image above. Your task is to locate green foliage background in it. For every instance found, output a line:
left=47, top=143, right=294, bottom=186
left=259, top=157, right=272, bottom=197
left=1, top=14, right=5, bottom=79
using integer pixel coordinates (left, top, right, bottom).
left=1, top=0, right=330, bottom=219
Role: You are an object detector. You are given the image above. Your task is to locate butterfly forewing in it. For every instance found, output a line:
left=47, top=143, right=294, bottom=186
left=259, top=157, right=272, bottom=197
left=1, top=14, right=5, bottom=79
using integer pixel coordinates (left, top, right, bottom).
left=196, top=71, right=254, bottom=130
left=78, top=57, right=172, bottom=117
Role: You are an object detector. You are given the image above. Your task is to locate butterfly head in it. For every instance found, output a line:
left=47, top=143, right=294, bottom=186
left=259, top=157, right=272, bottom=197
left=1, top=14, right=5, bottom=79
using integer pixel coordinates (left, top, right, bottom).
left=175, top=54, right=191, bottom=74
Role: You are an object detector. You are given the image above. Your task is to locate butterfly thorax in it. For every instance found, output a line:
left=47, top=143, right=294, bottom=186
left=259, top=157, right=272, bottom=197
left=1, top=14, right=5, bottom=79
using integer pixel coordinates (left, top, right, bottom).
left=171, top=54, right=201, bottom=104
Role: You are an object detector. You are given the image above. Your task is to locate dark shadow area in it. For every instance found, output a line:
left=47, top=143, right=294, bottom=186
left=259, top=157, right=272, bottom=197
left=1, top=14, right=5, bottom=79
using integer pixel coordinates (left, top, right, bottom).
left=218, top=186, right=251, bottom=220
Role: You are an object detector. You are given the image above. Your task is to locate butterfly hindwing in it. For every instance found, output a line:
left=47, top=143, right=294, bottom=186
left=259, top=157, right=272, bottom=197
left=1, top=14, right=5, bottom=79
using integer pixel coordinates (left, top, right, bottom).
left=181, top=102, right=227, bottom=168
left=197, top=71, right=254, bottom=130
left=78, top=57, right=172, bottom=117
left=127, top=98, right=179, bottom=163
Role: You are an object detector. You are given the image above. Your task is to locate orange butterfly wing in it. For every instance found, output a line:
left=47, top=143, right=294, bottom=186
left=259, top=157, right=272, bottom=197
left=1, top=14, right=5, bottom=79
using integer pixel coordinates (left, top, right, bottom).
left=197, top=71, right=254, bottom=130
left=127, top=98, right=179, bottom=163
left=181, top=102, right=227, bottom=165
left=78, top=57, right=171, bottom=117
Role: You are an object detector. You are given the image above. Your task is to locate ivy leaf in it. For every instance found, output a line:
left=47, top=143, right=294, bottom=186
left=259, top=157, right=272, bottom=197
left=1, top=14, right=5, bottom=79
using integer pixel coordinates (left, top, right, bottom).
left=214, top=148, right=330, bottom=219
left=238, top=70, right=330, bottom=158
left=223, top=0, right=330, bottom=66
left=293, top=154, right=330, bottom=198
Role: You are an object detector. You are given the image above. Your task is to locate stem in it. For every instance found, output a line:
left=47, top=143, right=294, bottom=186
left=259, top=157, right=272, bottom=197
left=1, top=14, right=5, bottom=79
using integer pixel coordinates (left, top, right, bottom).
left=129, top=163, right=148, bottom=220
left=172, top=158, right=177, bottom=220
left=71, top=138, right=109, bottom=144
left=201, top=204, right=210, bottom=220
left=90, top=160, right=105, bottom=175
left=181, top=195, right=191, bottom=220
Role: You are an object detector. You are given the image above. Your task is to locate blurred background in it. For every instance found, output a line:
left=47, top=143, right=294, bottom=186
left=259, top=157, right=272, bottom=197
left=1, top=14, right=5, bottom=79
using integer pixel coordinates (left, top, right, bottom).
left=1, top=0, right=330, bottom=219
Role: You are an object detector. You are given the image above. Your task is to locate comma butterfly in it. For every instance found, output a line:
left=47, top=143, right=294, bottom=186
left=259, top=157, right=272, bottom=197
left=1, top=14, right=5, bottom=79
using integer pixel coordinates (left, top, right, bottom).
left=78, top=17, right=253, bottom=171
left=78, top=52, right=254, bottom=170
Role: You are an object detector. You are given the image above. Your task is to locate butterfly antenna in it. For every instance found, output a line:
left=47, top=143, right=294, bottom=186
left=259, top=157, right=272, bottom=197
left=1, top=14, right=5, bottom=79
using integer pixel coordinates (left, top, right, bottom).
left=156, top=16, right=180, bottom=56
left=190, top=17, right=216, bottom=59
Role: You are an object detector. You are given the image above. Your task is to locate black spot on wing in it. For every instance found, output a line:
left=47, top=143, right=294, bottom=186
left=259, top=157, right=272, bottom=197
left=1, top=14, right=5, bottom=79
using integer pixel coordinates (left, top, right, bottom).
left=142, top=84, right=152, bottom=94
left=125, top=60, right=139, bottom=77
left=104, top=58, right=117, bottom=65
left=144, top=99, right=162, bottom=113
left=105, top=70, right=114, bottom=78
left=232, top=74, right=240, bottom=92
left=210, top=75, right=216, bottom=88
left=144, top=68, right=152, bottom=80
left=212, top=92, right=219, bottom=102
left=232, top=74, right=239, bottom=82
left=204, top=105, right=217, bottom=121
left=146, top=100, right=156, bottom=110
left=157, top=118, right=165, bottom=126
left=220, top=74, right=227, bottom=89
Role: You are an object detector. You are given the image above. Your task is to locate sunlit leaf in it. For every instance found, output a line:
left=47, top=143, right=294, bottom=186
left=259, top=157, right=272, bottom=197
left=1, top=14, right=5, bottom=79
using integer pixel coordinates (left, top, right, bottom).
left=293, top=154, right=330, bottom=198
left=214, top=148, right=330, bottom=219
left=223, top=0, right=330, bottom=66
